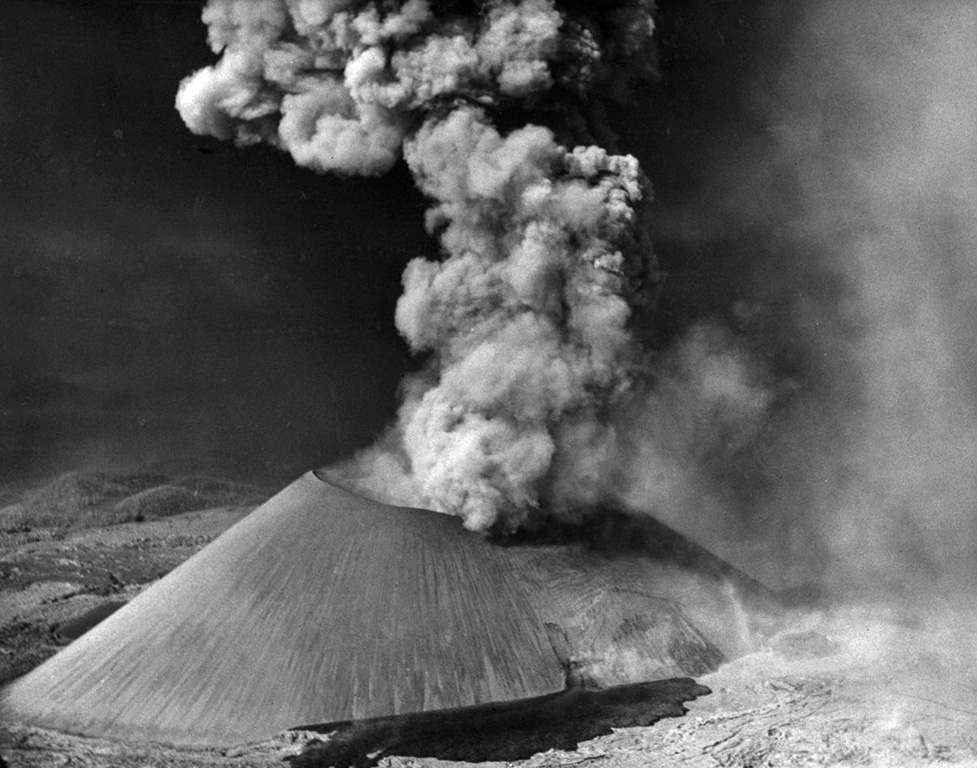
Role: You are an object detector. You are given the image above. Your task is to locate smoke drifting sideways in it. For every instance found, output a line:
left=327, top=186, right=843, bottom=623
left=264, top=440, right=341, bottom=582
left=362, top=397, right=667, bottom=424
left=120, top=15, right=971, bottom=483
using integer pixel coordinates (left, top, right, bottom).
left=619, top=0, right=977, bottom=600
left=177, top=0, right=661, bottom=532
left=770, top=0, right=977, bottom=600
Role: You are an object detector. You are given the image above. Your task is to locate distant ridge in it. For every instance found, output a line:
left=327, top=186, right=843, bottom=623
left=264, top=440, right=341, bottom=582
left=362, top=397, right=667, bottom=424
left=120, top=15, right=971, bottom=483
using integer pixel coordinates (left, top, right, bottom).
left=0, top=471, right=267, bottom=530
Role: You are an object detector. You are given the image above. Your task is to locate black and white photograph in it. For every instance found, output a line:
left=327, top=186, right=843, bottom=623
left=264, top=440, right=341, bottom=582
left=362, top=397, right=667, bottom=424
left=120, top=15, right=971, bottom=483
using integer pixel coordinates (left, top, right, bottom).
left=1, top=1, right=976, bottom=765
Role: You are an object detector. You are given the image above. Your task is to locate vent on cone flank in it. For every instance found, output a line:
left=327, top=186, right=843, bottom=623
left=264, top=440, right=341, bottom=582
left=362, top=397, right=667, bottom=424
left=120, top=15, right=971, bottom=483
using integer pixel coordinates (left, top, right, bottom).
left=0, top=473, right=566, bottom=747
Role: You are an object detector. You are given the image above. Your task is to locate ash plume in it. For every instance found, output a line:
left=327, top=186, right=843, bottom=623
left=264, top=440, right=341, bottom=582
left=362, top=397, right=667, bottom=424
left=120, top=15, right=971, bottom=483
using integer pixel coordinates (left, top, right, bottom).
left=178, top=0, right=977, bottom=598
left=177, top=0, right=660, bottom=531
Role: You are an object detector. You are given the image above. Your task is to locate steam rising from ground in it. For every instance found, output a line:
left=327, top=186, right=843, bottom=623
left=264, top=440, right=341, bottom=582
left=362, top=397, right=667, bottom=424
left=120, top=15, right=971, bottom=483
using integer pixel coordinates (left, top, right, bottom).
left=178, top=0, right=658, bottom=530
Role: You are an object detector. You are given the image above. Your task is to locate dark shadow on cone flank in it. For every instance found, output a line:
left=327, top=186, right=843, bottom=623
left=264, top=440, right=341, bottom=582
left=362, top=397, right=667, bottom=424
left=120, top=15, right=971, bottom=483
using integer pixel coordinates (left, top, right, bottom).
left=54, top=601, right=127, bottom=643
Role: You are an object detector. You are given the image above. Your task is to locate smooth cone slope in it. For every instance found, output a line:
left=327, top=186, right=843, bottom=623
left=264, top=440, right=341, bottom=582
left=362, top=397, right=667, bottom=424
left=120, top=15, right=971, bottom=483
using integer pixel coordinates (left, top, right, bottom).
left=0, top=473, right=566, bottom=746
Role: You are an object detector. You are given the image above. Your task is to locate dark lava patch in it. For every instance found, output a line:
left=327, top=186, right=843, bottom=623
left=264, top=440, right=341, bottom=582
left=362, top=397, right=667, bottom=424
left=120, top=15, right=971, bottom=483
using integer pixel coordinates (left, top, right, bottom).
left=288, top=678, right=710, bottom=767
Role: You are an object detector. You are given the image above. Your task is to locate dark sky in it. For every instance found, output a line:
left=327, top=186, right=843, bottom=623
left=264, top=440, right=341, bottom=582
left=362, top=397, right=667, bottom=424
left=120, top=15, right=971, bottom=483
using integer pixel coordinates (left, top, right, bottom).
left=0, top=0, right=436, bottom=485
left=0, top=0, right=764, bottom=488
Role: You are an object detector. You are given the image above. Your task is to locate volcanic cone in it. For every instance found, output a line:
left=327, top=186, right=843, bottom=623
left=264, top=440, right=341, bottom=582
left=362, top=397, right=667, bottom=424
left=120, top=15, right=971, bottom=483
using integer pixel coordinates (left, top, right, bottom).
left=0, top=474, right=566, bottom=746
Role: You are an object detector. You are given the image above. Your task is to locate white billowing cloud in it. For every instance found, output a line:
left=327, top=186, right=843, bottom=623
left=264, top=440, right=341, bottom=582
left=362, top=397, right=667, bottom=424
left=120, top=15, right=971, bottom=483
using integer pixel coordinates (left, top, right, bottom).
left=476, top=0, right=562, bottom=96
left=278, top=85, right=406, bottom=175
left=177, top=0, right=591, bottom=175
left=175, top=48, right=279, bottom=145
left=393, top=107, right=648, bottom=527
left=385, top=36, right=481, bottom=107
left=202, top=0, right=290, bottom=53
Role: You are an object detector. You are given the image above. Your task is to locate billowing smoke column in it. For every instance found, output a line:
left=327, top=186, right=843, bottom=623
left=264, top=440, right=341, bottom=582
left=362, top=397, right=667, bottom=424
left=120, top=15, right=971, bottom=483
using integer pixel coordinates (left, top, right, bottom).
left=177, top=0, right=659, bottom=530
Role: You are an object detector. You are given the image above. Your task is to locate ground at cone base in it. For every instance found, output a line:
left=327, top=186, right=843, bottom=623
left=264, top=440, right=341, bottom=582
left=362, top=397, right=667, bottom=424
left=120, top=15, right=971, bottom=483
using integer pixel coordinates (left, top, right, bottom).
left=0, top=470, right=780, bottom=752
